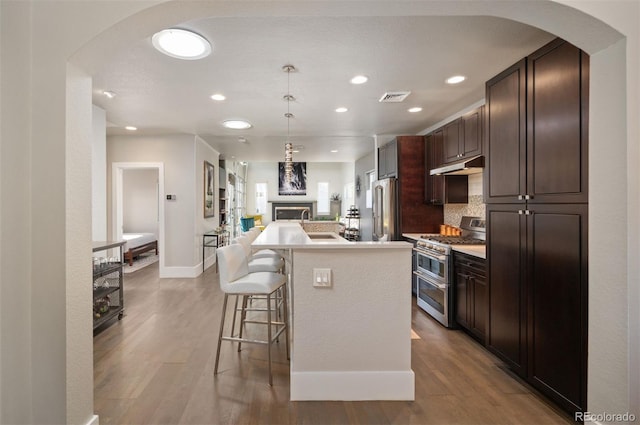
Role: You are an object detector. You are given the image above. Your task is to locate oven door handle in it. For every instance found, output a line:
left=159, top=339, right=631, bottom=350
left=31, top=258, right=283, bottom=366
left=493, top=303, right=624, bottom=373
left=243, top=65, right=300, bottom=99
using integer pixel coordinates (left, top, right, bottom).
left=413, top=271, right=447, bottom=290
left=412, top=249, right=447, bottom=262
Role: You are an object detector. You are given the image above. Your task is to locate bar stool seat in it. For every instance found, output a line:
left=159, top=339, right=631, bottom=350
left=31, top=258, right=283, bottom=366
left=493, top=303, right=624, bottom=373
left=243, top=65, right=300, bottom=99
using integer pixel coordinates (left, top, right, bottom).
left=215, top=244, right=289, bottom=386
left=245, top=228, right=282, bottom=260
left=233, top=236, right=283, bottom=272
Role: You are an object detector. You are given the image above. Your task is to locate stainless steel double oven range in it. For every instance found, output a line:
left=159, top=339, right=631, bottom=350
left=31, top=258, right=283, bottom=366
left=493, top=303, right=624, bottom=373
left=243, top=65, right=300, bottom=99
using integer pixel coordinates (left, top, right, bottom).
left=412, top=216, right=486, bottom=328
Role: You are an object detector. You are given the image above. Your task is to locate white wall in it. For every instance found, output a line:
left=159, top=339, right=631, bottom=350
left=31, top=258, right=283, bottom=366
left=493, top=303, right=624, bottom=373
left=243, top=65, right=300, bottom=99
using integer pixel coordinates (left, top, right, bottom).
left=108, top=135, right=195, bottom=270
left=0, top=1, right=637, bottom=424
left=246, top=162, right=351, bottom=222
left=122, top=169, right=158, bottom=234
left=91, top=105, right=107, bottom=241
left=195, top=136, right=220, bottom=271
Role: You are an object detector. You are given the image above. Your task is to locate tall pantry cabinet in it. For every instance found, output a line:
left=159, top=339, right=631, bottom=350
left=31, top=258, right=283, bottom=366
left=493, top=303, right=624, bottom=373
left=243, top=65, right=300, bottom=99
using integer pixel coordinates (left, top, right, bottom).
left=485, top=38, right=589, bottom=415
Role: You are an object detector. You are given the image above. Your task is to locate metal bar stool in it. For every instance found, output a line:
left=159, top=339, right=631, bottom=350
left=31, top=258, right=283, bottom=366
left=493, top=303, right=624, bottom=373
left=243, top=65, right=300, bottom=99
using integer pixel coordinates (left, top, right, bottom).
left=214, top=244, right=289, bottom=386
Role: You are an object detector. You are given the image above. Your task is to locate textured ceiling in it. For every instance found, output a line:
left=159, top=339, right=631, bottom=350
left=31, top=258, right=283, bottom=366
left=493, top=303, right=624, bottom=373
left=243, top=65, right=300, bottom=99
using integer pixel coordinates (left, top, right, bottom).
left=92, top=15, right=554, bottom=162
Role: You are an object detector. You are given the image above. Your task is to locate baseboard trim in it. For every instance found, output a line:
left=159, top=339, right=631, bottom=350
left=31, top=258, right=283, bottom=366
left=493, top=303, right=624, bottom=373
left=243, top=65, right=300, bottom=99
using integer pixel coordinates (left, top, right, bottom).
left=159, top=265, right=200, bottom=278
left=290, top=370, right=415, bottom=401
left=86, top=414, right=99, bottom=425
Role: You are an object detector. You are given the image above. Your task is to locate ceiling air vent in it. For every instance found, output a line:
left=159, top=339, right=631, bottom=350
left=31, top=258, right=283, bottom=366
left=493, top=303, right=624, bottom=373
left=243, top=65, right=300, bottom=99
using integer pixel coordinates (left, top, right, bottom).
left=378, top=91, right=411, bottom=103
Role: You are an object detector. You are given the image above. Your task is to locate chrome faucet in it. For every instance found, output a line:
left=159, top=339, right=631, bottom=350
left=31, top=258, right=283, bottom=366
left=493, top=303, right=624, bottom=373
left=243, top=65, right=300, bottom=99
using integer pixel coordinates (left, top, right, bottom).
left=300, top=208, right=310, bottom=225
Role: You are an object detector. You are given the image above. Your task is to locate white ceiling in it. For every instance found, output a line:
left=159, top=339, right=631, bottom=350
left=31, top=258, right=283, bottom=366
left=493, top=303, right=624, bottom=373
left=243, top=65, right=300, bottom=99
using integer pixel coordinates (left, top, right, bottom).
left=92, top=15, right=554, bottom=162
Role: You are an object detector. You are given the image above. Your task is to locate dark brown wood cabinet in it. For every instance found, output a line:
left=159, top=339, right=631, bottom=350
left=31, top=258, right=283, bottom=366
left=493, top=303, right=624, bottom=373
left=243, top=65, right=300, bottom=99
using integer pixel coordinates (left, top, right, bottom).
left=424, top=131, right=468, bottom=205
left=442, top=107, right=483, bottom=164
left=487, top=203, right=587, bottom=414
left=461, top=107, right=483, bottom=159
left=443, top=118, right=462, bottom=163
left=485, top=39, right=588, bottom=204
left=454, top=252, right=487, bottom=343
left=526, top=39, right=589, bottom=204
left=485, top=39, right=588, bottom=416
left=394, top=136, right=443, bottom=233
left=484, top=59, right=527, bottom=203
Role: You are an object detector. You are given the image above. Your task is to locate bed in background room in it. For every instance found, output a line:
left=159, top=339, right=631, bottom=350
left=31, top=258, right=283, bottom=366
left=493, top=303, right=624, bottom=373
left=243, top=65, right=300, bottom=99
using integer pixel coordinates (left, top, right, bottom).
left=122, top=233, right=158, bottom=266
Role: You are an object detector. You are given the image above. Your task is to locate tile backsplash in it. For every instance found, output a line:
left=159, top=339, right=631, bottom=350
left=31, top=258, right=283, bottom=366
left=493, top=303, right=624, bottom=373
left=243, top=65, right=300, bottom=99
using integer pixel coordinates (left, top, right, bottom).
left=444, top=174, right=485, bottom=226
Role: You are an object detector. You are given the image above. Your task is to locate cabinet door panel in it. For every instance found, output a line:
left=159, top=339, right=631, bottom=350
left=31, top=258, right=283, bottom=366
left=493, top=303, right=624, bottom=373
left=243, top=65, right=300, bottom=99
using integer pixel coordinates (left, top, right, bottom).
left=443, top=119, right=461, bottom=163
left=472, top=274, right=487, bottom=341
left=487, top=205, right=527, bottom=375
left=455, top=270, right=469, bottom=327
left=462, top=107, right=482, bottom=158
left=527, top=40, right=588, bottom=203
left=485, top=60, right=526, bottom=203
left=527, top=204, right=587, bottom=413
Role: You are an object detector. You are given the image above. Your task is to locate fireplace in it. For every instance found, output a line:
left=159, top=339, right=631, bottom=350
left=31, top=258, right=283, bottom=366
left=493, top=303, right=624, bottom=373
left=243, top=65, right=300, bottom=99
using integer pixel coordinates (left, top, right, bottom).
left=271, top=202, right=314, bottom=221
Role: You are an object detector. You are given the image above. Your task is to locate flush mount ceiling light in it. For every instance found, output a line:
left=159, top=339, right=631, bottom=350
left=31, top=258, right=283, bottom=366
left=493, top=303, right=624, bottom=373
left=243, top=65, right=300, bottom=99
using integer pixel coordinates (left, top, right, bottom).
left=102, top=90, right=116, bottom=99
left=222, top=120, right=252, bottom=130
left=152, top=28, right=211, bottom=60
left=210, top=93, right=226, bottom=101
left=237, top=137, right=247, bottom=143
left=125, top=126, right=137, bottom=131
left=335, top=107, right=348, bottom=113
left=408, top=107, right=423, bottom=113
left=350, top=75, right=368, bottom=85
left=330, top=150, right=338, bottom=153
left=446, top=75, right=466, bottom=85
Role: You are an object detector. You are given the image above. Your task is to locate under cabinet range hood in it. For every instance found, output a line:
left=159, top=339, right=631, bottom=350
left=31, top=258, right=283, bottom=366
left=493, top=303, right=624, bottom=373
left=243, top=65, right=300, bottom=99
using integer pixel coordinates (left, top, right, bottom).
left=430, top=155, right=485, bottom=176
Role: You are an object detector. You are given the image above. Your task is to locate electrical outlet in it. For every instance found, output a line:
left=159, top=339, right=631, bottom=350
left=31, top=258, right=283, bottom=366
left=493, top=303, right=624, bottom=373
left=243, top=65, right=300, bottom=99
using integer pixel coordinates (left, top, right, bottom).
left=312, top=268, right=332, bottom=288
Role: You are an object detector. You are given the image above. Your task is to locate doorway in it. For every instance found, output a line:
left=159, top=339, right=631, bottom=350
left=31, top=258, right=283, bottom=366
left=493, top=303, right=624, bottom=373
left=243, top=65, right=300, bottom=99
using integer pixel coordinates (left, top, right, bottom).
left=112, top=162, right=166, bottom=276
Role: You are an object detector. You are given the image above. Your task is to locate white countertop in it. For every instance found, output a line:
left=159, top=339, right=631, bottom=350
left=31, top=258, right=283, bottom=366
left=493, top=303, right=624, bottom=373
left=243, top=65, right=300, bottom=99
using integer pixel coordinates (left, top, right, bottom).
left=452, top=245, right=486, bottom=259
left=402, top=233, right=425, bottom=241
left=254, top=222, right=411, bottom=249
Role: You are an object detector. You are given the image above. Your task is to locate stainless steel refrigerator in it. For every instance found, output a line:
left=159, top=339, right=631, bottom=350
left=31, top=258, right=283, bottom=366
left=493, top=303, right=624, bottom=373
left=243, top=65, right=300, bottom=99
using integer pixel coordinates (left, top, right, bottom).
left=372, top=177, right=399, bottom=241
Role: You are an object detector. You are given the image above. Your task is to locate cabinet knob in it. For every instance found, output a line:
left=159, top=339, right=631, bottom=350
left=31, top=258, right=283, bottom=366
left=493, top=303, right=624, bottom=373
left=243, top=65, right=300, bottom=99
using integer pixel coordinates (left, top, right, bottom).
left=518, top=210, right=524, bottom=215
left=518, top=195, right=524, bottom=201
left=525, top=194, right=533, bottom=200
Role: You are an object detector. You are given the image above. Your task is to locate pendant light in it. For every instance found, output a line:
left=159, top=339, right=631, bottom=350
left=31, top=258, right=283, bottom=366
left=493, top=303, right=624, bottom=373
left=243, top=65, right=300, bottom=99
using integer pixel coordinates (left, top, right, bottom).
left=283, top=64, right=296, bottom=183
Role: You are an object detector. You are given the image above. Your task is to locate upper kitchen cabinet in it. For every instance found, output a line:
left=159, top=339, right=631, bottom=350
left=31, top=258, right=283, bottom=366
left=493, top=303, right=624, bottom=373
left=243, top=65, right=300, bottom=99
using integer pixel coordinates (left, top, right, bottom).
left=485, top=59, right=527, bottom=203
left=443, top=107, right=484, bottom=164
left=526, top=39, right=589, bottom=204
left=425, top=131, right=469, bottom=205
left=378, top=139, right=398, bottom=179
left=485, top=39, right=588, bottom=204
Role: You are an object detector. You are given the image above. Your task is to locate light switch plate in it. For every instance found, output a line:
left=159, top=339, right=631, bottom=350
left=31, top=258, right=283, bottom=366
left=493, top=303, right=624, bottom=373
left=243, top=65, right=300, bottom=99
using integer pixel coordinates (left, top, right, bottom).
left=312, top=268, right=332, bottom=288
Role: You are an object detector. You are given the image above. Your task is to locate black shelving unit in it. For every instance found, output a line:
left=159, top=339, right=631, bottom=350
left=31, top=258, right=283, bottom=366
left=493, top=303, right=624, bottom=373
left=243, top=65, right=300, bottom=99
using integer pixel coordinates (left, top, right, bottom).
left=344, top=205, right=360, bottom=241
left=92, top=240, right=125, bottom=330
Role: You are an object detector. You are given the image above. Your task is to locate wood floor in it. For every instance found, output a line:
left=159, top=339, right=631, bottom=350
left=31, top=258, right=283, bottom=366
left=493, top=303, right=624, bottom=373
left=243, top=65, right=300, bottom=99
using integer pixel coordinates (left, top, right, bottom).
left=94, top=262, right=573, bottom=425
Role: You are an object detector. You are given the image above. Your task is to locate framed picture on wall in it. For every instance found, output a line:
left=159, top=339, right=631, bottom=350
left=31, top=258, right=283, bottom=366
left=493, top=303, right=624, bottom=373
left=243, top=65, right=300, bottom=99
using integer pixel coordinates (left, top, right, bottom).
left=278, top=162, right=307, bottom=195
left=204, top=161, right=215, bottom=218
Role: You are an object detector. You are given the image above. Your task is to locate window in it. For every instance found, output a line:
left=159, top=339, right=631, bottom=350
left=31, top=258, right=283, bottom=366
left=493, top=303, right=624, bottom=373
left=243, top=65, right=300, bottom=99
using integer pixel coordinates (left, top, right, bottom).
left=317, top=182, right=329, bottom=214
left=366, top=170, right=376, bottom=208
left=343, top=183, right=355, bottom=215
left=255, top=182, right=267, bottom=214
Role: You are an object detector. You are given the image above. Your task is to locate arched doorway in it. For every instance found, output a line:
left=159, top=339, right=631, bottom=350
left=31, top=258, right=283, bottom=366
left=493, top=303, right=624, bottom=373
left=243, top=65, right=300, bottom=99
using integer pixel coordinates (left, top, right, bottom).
left=57, top=2, right=637, bottom=423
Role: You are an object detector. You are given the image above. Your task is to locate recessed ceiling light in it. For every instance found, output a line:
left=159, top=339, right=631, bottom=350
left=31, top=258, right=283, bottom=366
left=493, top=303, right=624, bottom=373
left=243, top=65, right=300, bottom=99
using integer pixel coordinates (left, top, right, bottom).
left=222, top=120, right=252, bottom=130
left=211, top=93, right=226, bottom=101
left=102, top=90, right=116, bottom=99
left=237, top=137, right=247, bottom=143
left=408, top=107, right=423, bottom=113
left=446, top=75, right=466, bottom=85
left=350, top=75, right=368, bottom=85
left=151, top=28, right=212, bottom=60
left=335, top=107, right=348, bottom=113
left=125, top=126, right=137, bottom=131
left=330, top=149, right=338, bottom=153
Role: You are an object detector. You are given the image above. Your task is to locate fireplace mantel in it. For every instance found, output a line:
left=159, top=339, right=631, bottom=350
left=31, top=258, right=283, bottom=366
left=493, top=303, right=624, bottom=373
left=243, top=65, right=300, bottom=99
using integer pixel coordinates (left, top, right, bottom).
left=270, top=201, right=315, bottom=221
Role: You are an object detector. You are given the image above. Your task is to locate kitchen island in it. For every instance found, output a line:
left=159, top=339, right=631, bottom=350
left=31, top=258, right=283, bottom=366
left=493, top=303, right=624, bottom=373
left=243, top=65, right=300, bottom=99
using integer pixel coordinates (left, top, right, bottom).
left=253, top=222, right=414, bottom=401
